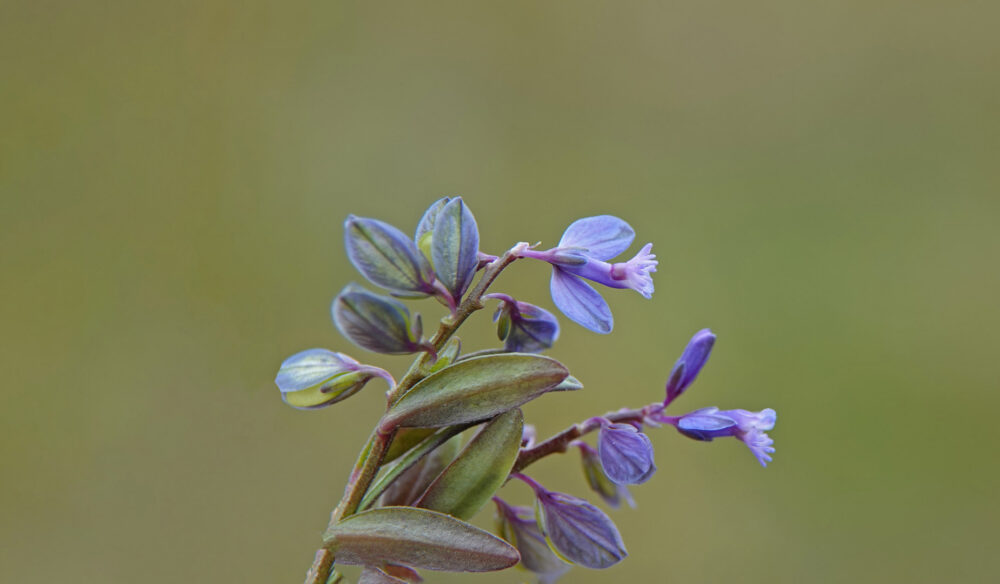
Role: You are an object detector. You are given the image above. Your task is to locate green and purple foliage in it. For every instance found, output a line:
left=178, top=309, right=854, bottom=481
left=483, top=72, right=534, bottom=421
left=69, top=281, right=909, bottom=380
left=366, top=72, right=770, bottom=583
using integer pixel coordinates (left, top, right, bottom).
left=276, top=198, right=778, bottom=584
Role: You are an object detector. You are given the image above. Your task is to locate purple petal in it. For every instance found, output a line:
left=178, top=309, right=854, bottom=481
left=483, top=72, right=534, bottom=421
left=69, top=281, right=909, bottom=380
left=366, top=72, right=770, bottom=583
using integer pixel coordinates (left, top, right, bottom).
left=550, top=268, right=613, bottom=334
left=557, top=215, right=635, bottom=261
left=677, top=414, right=738, bottom=433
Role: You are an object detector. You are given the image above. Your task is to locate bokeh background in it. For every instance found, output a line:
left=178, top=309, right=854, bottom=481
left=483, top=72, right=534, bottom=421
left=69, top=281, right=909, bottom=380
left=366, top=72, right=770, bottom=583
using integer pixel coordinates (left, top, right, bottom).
left=3, top=2, right=999, bottom=583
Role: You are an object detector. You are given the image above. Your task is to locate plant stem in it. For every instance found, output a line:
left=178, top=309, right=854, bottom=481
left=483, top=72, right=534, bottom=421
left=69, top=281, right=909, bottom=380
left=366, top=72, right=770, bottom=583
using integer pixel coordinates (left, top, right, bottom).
left=303, top=244, right=526, bottom=584
left=511, top=402, right=663, bottom=474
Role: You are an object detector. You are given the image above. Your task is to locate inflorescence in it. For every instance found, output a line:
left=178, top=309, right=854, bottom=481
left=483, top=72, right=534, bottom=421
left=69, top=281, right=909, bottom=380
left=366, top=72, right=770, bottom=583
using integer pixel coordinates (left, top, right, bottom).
left=275, top=198, right=778, bottom=584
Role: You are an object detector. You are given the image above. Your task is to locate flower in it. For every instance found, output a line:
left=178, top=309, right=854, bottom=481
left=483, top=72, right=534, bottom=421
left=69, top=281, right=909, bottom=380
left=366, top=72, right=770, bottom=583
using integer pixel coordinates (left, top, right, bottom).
left=596, top=422, right=656, bottom=485
left=664, top=329, right=717, bottom=406
left=514, top=474, right=627, bottom=569
left=488, top=293, right=561, bottom=353
left=493, top=497, right=571, bottom=583
left=666, top=407, right=777, bottom=467
left=519, top=215, right=657, bottom=334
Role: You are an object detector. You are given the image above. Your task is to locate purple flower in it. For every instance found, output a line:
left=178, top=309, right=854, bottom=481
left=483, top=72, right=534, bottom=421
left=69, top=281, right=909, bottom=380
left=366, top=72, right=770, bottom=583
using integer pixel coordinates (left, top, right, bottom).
left=493, top=497, right=570, bottom=583
left=664, top=329, right=717, bottom=406
left=575, top=442, right=635, bottom=509
left=597, top=422, right=656, bottom=485
left=488, top=293, right=561, bottom=353
left=519, top=216, right=657, bottom=334
left=664, top=407, right=777, bottom=467
left=514, top=474, right=627, bottom=569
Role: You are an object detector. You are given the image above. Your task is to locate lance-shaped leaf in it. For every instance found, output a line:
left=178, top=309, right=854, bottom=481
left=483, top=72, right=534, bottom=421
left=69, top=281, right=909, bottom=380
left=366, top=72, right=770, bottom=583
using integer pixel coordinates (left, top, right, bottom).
left=427, top=337, right=461, bottom=374
left=323, top=506, right=520, bottom=572
left=383, top=428, right=438, bottom=464
left=430, top=197, right=480, bottom=300
left=381, top=433, right=462, bottom=507
left=416, top=409, right=523, bottom=519
left=381, top=354, right=569, bottom=430
left=345, top=215, right=435, bottom=295
left=333, top=284, right=425, bottom=354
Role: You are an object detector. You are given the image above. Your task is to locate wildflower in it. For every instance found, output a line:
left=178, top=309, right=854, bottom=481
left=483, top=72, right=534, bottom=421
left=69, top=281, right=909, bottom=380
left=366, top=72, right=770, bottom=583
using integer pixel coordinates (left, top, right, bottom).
left=514, top=474, right=627, bottom=569
left=664, top=407, right=777, bottom=467
left=596, top=421, right=656, bottom=485
left=519, top=215, right=657, bottom=334
left=332, top=284, right=428, bottom=354
left=344, top=215, right=436, bottom=296
left=664, top=329, right=716, bottom=406
left=488, top=293, right=561, bottom=353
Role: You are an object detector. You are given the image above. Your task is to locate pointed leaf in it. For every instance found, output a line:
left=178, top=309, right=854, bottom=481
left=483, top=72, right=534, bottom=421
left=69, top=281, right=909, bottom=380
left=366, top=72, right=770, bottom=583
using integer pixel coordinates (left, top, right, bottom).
left=416, top=409, right=523, bottom=519
left=381, top=433, right=462, bottom=507
left=323, top=507, right=520, bottom=572
left=383, top=428, right=438, bottom=464
left=382, top=354, right=569, bottom=429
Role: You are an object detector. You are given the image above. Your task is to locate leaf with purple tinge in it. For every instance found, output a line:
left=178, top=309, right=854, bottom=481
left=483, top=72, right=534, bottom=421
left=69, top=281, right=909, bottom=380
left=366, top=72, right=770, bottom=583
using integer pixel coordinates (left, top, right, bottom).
left=416, top=409, right=523, bottom=519
left=323, top=507, right=520, bottom=573
left=381, top=353, right=568, bottom=430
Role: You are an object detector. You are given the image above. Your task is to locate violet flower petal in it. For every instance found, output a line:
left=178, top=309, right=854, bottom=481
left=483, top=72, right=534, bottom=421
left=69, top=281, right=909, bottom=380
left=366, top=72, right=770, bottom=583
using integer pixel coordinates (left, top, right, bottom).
left=665, top=329, right=717, bottom=405
left=557, top=215, right=635, bottom=261
left=550, top=267, right=613, bottom=334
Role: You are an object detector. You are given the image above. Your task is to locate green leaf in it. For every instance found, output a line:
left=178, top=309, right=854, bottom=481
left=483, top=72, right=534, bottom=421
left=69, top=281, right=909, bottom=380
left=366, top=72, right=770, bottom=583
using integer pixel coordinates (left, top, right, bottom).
left=381, top=353, right=569, bottom=429
left=416, top=408, right=523, bottom=519
left=323, top=507, right=520, bottom=572
left=550, top=375, right=583, bottom=392
left=382, top=428, right=438, bottom=464
left=380, top=432, right=462, bottom=507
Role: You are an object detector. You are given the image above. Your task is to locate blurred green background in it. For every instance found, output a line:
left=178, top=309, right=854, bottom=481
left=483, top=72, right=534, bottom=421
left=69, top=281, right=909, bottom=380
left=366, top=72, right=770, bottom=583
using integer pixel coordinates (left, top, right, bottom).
left=3, top=1, right=998, bottom=583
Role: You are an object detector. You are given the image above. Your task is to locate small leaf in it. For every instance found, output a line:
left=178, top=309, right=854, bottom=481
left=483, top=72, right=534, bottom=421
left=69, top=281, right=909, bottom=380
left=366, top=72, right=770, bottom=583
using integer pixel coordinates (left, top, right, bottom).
left=549, top=375, right=583, bottom=392
left=427, top=337, right=461, bottom=374
left=323, top=507, right=520, bottom=572
left=359, top=567, right=408, bottom=584
left=383, top=428, right=438, bottom=464
left=382, top=354, right=569, bottom=429
left=416, top=409, right=523, bottom=519
left=381, top=434, right=462, bottom=507
left=431, top=197, right=480, bottom=299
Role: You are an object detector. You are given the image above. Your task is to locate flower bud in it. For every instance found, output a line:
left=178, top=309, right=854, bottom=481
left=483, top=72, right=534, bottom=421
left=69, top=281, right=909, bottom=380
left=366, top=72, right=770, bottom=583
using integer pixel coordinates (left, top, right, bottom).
left=665, top=329, right=716, bottom=405
left=332, top=284, right=425, bottom=354
left=345, top=215, right=435, bottom=296
left=275, top=349, right=388, bottom=409
left=429, top=197, right=480, bottom=300
left=597, top=422, right=656, bottom=485
left=490, top=294, right=560, bottom=353
left=576, top=442, right=634, bottom=509
left=515, top=474, right=627, bottom=569
left=493, top=497, right=570, bottom=583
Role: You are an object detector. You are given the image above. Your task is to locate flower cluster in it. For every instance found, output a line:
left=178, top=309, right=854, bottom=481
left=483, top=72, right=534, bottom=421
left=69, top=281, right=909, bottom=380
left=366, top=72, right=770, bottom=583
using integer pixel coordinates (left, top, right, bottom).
left=275, top=198, right=778, bottom=584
